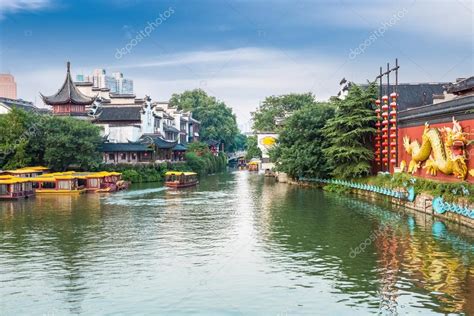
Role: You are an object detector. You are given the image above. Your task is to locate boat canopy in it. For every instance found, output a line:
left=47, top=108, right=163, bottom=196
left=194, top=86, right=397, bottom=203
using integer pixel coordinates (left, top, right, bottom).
left=0, top=178, right=29, bottom=184
left=165, top=171, right=197, bottom=176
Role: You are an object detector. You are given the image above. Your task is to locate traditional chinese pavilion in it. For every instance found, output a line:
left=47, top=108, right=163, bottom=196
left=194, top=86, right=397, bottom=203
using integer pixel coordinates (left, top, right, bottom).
left=41, top=62, right=96, bottom=117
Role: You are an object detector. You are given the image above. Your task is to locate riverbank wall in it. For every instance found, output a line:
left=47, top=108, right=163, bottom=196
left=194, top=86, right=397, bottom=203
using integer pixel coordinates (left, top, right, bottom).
left=275, top=172, right=474, bottom=229
left=98, top=153, right=227, bottom=183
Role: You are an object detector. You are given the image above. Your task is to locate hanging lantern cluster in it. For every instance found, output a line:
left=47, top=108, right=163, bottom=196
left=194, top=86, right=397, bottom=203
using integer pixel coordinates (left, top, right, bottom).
left=389, top=92, right=398, bottom=165
left=374, top=99, right=382, bottom=166
left=381, top=95, right=389, bottom=167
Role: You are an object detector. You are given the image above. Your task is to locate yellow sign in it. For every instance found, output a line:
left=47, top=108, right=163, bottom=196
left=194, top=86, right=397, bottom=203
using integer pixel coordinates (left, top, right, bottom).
left=261, top=136, right=276, bottom=148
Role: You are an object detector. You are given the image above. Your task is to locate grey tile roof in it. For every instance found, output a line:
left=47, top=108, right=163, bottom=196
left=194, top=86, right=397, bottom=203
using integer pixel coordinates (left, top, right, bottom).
left=446, top=76, right=474, bottom=94
left=139, top=134, right=177, bottom=149
left=164, top=124, right=180, bottom=133
left=95, top=106, right=142, bottom=122
left=41, top=62, right=96, bottom=106
left=110, top=93, right=136, bottom=98
left=172, top=143, right=187, bottom=151
left=100, top=142, right=152, bottom=152
left=0, top=98, right=36, bottom=112
left=359, top=82, right=448, bottom=111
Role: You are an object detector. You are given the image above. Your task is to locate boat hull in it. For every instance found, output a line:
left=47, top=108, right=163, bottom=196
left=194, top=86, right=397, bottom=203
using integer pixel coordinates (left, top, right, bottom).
left=35, top=189, right=87, bottom=194
left=165, top=180, right=198, bottom=188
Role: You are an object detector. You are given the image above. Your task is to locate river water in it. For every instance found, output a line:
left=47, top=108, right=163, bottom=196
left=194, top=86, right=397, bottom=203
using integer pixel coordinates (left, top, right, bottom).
left=0, top=171, right=473, bottom=315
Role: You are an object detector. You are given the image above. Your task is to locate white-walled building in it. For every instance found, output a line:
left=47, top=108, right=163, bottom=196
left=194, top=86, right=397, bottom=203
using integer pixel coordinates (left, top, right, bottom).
left=43, top=62, right=201, bottom=164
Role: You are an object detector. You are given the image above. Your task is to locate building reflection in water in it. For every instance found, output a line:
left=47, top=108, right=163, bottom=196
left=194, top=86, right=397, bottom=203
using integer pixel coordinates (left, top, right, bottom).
left=0, top=193, right=103, bottom=314
left=375, top=215, right=474, bottom=315
left=254, top=177, right=474, bottom=315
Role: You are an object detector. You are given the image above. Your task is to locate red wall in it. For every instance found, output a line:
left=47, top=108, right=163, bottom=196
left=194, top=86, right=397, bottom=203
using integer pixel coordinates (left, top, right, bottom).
left=398, top=119, right=474, bottom=183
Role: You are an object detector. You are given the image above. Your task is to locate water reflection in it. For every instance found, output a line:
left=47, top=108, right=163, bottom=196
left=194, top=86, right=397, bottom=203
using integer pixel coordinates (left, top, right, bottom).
left=0, top=171, right=472, bottom=315
left=251, top=175, right=474, bottom=315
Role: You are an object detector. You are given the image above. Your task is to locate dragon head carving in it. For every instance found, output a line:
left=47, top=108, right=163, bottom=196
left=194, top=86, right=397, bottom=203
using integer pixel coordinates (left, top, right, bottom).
left=404, top=118, right=470, bottom=179
left=442, top=118, right=468, bottom=179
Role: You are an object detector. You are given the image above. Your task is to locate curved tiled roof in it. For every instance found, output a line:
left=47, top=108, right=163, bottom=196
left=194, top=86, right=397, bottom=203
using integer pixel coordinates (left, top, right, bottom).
left=94, top=106, right=142, bottom=122
left=140, top=134, right=177, bottom=149
left=164, top=124, right=180, bottom=133
left=100, top=142, right=152, bottom=152
left=41, top=62, right=96, bottom=106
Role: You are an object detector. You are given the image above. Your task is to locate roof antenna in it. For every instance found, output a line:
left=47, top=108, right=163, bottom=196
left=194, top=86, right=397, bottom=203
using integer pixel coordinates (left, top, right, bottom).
left=67, top=61, right=71, bottom=73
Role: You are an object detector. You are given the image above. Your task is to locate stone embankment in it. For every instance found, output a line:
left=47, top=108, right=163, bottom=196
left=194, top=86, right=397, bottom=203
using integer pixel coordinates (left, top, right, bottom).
left=275, top=172, right=474, bottom=229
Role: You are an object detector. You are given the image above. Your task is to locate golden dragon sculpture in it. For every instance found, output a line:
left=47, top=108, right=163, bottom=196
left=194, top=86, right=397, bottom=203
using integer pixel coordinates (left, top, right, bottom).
left=403, top=118, right=469, bottom=179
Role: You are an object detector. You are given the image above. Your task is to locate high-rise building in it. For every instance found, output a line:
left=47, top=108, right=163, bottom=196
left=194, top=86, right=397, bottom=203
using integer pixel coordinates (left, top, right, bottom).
left=76, top=69, right=133, bottom=94
left=0, top=74, right=17, bottom=99
left=113, top=72, right=134, bottom=94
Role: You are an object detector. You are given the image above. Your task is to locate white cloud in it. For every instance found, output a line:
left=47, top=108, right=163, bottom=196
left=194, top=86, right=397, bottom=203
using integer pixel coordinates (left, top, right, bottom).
left=111, top=48, right=344, bottom=128
left=15, top=47, right=471, bottom=132
left=299, top=0, right=472, bottom=41
left=0, top=0, right=51, bottom=18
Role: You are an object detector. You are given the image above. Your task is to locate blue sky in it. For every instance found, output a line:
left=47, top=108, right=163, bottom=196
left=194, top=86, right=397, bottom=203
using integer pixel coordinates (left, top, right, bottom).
left=0, top=0, right=472, bottom=129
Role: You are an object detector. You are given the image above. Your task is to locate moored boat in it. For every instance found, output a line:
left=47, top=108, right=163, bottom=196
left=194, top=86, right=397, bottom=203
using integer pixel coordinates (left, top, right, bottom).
left=165, top=171, right=198, bottom=188
left=30, top=171, right=128, bottom=194
left=30, top=174, right=86, bottom=194
left=81, top=171, right=129, bottom=193
left=0, top=177, right=35, bottom=200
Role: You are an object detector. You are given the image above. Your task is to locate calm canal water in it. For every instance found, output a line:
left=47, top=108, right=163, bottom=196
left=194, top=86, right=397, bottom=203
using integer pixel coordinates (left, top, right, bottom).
left=0, top=171, right=473, bottom=315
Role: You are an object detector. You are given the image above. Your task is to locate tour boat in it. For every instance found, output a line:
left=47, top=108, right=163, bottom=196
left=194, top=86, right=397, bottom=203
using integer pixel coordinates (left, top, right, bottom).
left=165, top=171, right=198, bottom=188
left=30, top=174, right=87, bottom=194
left=0, top=177, right=35, bottom=200
left=80, top=171, right=129, bottom=193
left=0, top=168, right=129, bottom=197
left=0, top=166, right=49, bottom=178
left=247, top=160, right=260, bottom=172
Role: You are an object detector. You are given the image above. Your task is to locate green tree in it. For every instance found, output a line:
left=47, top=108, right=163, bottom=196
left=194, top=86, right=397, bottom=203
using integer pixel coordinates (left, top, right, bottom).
left=270, top=103, right=335, bottom=178
left=252, top=93, right=316, bottom=132
left=228, top=133, right=247, bottom=152
left=40, top=117, right=102, bottom=171
left=322, top=83, right=377, bottom=179
left=0, top=109, right=102, bottom=171
left=245, top=135, right=262, bottom=160
left=0, top=108, right=39, bottom=169
left=169, top=89, right=239, bottom=151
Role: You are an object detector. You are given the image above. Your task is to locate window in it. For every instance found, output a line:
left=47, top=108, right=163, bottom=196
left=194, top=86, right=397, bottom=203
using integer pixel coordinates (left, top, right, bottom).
left=109, top=153, right=115, bottom=161
left=88, top=178, right=100, bottom=188
left=0, top=184, right=7, bottom=195
left=41, top=182, right=56, bottom=189
left=132, top=153, right=137, bottom=160
left=120, top=153, right=127, bottom=160
left=57, top=180, right=71, bottom=190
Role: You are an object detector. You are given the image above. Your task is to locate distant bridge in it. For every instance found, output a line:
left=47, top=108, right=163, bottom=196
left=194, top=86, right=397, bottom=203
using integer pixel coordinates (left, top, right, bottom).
left=227, top=151, right=246, bottom=164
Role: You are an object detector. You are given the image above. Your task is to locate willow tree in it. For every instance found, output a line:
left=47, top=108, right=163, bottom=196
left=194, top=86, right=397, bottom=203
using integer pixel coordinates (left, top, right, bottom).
left=323, top=83, right=377, bottom=179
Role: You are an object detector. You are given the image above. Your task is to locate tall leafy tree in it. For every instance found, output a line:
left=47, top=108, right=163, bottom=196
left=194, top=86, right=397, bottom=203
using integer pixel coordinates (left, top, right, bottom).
left=270, top=103, right=335, bottom=178
left=41, top=117, right=102, bottom=171
left=0, top=109, right=102, bottom=171
left=252, top=93, right=316, bottom=132
left=169, top=89, right=239, bottom=151
left=227, top=133, right=247, bottom=152
left=0, top=108, right=38, bottom=169
left=322, top=83, right=377, bottom=179
left=245, top=135, right=262, bottom=160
